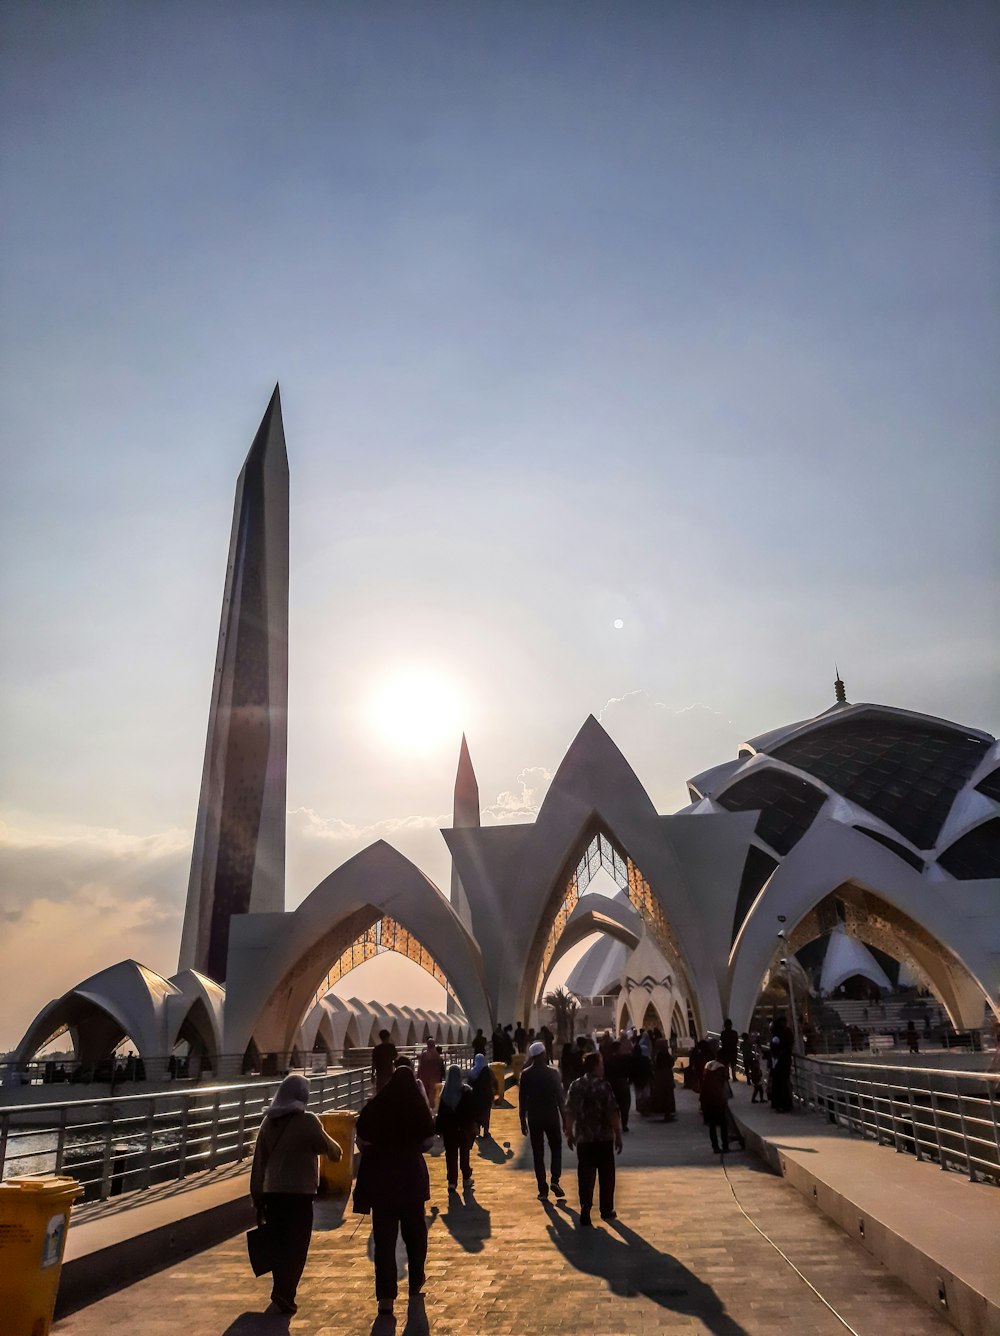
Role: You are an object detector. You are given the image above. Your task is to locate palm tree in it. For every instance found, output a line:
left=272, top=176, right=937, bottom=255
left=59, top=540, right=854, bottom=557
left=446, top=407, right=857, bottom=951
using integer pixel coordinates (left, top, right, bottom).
left=543, top=986, right=579, bottom=1045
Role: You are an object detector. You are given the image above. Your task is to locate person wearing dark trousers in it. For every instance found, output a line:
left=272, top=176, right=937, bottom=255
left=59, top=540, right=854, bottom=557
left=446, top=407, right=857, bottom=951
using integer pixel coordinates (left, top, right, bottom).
left=250, top=1074, right=343, bottom=1316
left=518, top=1041, right=566, bottom=1200
left=565, top=1052, right=623, bottom=1226
left=354, top=1065, right=436, bottom=1322
left=435, top=1064, right=478, bottom=1192
left=718, top=1019, right=739, bottom=1081
left=604, top=1040, right=632, bottom=1132
left=699, top=1051, right=733, bottom=1154
left=467, top=1052, right=495, bottom=1138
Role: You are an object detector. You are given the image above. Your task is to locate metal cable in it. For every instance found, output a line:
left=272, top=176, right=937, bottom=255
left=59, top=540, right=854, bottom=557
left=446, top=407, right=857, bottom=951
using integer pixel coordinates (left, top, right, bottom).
left=721, top=1154, right=863, bottom=1336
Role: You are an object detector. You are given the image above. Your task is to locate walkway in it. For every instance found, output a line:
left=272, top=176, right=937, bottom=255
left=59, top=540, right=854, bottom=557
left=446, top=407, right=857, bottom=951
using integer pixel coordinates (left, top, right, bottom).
left=54, top=1087, right=953, bottom=1336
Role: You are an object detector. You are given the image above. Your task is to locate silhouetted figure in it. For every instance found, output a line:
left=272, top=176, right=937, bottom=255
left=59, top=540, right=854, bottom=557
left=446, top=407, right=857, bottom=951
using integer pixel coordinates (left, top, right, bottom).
left=565, top=1052, right=622, bottom=1226
left=769, top=1018, right=794, bottom=1112
left=539, top=1024, right=554, bottom=1063
left=514, top=1022, right=528, bottom=1054
left=354, top=1065, right=435, bottom=1320
left=467, top=1053, right=495, bottom=1137
left=650, top=1044, right=676, bottom=1121
left=436, top=1065, right=477, bottom=1192
left=416, top=1040, right=445, bottom=1108
left=699, top=1052, right=732, bottom=1154
left=906, top=1021, right=920, bottom=1055
left=250, top=1074, right=343, bottom=1316
left=371, top=1030, right=397, bottom=1093
left=719, top=1020, right=739, bottom=1080
left=604, top=1040, right=632, bottom=1132
left=746, top=1041, right=764, bottom=1102
left=491, top=1025, right=506, bottom=1062
left=472, top=1028, right=488, bottom=1057
left=559, top=1041, right=583, bottom=1091
left=519, top=1042, right=566, bottom=1200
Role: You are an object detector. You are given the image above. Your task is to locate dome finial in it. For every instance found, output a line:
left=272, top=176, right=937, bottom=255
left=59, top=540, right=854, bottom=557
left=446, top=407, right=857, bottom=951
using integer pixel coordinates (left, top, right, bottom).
left=834, top=665, right=847, bottom=705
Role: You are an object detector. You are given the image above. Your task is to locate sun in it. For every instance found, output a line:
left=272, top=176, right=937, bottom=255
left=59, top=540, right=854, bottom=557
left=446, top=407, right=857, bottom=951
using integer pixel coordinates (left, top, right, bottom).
left=369, top=668, right=464, bottom=753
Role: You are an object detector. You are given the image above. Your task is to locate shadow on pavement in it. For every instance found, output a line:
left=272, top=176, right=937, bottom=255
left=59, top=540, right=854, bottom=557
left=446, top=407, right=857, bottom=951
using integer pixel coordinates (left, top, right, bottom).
left=220, top=1309, right=290, bottom=1334
left=476, top=1135, right=512, bottom=1164
left=439, top=1186, right=491, bottom=1253
left=314, top=1193, right=350, bottom=1230
left=367, top=1294, right=431, bottom=1335
left=543, top=1204, right=750, bottom=1336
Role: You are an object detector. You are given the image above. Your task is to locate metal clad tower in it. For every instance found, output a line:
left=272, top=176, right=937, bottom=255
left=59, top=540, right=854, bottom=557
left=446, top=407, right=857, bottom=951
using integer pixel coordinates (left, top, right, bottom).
left=450, top=733, right=480, bottom=928
left=178, top=387, right=289, bottom=981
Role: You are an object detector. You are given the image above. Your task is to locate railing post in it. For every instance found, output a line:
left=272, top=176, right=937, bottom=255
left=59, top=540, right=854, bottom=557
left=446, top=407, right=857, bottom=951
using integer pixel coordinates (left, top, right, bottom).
left=141, top=1097, right=155, bottom=1189
left=55, top=1104, right=68, bottom=1175
left=99, top=1102, right=115, bottom=1201
left=236, top=1088, right=247, bottom=1161
left=929, top=1087, right=945, bottom=1170
left=0, top=1111, right=8, bottom=1179
left=905, top=1073, right=921, bottom=1162
left=178, top=1099, right=190, bottom=1179
left=209, top=1093, right=221, bottom=1170
left=954, top=1075, right=975, bottom=1183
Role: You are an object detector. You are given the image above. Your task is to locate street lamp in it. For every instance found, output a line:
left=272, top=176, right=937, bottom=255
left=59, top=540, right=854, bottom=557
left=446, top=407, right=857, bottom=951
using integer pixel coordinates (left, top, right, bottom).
left=777, top=930, right=801, bottom=1054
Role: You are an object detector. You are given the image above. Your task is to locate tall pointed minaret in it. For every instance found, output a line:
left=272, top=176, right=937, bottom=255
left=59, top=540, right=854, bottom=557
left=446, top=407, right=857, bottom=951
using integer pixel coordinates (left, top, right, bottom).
left=178, top=386, right=289, bottom=982
left=450, top=733, right=480, bottom=928
left=834, top=666, right=848, bottom=706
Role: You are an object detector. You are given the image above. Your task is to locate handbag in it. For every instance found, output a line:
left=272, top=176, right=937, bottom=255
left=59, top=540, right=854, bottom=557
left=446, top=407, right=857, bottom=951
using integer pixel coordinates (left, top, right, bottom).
left=246, top=1209, right=273, bottom=1277
left=245, top=1113, right=294, bottom=1275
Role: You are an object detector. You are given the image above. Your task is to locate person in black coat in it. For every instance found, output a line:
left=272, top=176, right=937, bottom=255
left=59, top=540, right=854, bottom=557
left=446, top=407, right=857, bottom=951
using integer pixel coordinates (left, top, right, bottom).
left=354, top=1066, right=435, bottom=1320
left=467, top=1053, right=496, bottom=1138
left=435, top=1065, right=478, bottom=1191
left=604, top=1040, right=633, bottom=1132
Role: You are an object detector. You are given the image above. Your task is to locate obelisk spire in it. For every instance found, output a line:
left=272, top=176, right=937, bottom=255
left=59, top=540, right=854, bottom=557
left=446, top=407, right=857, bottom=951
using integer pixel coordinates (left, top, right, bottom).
left=450, top=733, right=480, bottom=927
left=178, top=386, right=289, bottom=982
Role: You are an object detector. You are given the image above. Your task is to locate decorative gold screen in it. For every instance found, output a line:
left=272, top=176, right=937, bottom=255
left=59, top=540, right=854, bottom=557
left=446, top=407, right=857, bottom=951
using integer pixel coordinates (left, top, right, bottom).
left=537, top=831, right=681, bottom=996
left=310, top=915, right=450, bottom=1010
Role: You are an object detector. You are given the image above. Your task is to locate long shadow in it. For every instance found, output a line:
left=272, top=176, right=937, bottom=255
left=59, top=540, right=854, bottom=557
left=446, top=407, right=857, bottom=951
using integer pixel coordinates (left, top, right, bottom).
left=438, top=1185, right=491, bottom=1253
left=314, top=1193, right=350, bottom=1230
left=220, top=1310, right=290, bottom=1334
left=367, top=1293, right=431, bottom=1335
left=475, top=1135, right=512, bottom=1165
left=543, top=1204, right=749, bottom=1336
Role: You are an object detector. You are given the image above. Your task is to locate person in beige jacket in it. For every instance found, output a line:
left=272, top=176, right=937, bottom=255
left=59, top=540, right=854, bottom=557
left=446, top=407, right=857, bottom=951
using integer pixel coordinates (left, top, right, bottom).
left=250, top=1074, right=343, bottom=1315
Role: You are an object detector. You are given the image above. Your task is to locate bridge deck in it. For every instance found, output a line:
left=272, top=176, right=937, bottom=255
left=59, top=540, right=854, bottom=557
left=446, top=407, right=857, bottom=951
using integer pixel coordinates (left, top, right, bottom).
left=54, top=1087, right=955, bottom=1336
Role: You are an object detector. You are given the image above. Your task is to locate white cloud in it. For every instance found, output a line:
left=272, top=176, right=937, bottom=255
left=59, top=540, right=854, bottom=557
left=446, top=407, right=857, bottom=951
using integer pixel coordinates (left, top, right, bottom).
left=483, top=766, right=553, bottom=823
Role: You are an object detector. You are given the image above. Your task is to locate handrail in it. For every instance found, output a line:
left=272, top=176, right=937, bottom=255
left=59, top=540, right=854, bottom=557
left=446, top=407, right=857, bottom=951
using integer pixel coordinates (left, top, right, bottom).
left=791, top=1053, right=999, bottom=1185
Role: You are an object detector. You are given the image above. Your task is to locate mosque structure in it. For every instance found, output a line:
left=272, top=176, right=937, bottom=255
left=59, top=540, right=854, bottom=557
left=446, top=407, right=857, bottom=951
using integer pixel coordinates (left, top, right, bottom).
left=8, top=391, right=1000, bottom=1081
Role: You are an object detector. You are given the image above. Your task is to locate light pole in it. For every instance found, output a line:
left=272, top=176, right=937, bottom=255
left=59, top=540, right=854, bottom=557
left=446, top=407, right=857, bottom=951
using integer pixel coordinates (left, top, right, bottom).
left=778, top=930, right=801, bottom=1054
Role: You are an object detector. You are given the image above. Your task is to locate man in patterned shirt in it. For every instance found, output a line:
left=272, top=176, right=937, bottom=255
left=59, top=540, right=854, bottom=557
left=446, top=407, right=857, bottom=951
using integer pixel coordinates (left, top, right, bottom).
left=564, top=1051, right=623, bottom=1226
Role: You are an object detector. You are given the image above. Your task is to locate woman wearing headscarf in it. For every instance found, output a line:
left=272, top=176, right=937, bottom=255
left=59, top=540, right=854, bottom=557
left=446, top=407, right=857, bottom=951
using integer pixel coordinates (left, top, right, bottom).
left=249, top=1074, right=344, bottom=1316
left=354, top=1064, right=436, bottom=1320
left=416, top=1039, right=445, bottom=1108
left=435, top=1064, right=478, bottom=1192
left=467, top=1052, right=495, bottom=1138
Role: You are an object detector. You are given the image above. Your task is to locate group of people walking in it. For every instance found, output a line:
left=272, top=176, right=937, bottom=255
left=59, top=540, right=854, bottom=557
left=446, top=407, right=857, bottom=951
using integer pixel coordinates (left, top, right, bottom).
left=248, top=1015, right=796, bottom=1320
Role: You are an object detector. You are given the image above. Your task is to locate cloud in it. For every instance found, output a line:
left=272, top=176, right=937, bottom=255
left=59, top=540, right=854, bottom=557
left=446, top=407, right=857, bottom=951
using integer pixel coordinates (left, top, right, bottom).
left=0, top=815, right=189, bottom=1050
left=483, top=766, right=553, bottom=822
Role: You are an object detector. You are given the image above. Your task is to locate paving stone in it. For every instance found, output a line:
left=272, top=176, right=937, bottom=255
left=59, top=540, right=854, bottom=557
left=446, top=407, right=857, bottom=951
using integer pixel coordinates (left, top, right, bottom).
left=54, top=1089, right=953, bottom=1335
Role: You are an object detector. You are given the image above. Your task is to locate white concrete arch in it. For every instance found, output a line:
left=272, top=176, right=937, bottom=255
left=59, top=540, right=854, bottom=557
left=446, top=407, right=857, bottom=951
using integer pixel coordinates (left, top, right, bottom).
left=728, top=822, right=999, bottom=1031
left=222, top=840, right=492, bottom=1068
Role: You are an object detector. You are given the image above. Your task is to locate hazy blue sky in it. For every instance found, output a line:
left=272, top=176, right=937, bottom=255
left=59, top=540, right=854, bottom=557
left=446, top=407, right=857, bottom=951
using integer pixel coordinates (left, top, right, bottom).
left=1, top=2, right=996, bottom=1046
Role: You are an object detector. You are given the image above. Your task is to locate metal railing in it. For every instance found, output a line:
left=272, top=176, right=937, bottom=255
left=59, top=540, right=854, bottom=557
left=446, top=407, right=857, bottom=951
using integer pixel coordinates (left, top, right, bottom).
left=792, top=1054, right=1000, bottom=1184
left=0, top=1045, right=475, bottom=1201
left=0, top=1069, right=367, bottom=1201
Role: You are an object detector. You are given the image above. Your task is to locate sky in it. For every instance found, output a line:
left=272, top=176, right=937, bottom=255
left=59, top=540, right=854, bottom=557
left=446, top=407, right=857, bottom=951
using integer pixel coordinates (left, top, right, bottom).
left=1, top=2, right=997, bottom=1050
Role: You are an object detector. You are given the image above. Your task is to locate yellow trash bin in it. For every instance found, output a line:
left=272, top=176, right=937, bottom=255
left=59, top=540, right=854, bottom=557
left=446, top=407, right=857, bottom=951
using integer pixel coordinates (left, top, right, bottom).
left=489, top=1061, right=507, bottom=1100
left=318, top=1111, right=357, bottom=1195
left=0, top=1174, right=82, bottom=1336
left=511, top=1052, right=526, bottom=1083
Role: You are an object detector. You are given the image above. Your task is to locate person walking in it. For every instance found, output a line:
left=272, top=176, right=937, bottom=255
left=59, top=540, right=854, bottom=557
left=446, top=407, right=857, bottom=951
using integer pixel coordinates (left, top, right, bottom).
left=436, top=1065, right=477, bottom=1193
left=472, top=1028, right=488, bottom=1057
left=699, top=1048, right=733, bottom=1154
left=250, top=1074, right=344, bottom=1316
left=467, top=1052, right=495, bottom=1138
left=416, top=1040, right=445, bottom=1109
left=354, top=1065, right=436, bottom=1321
left=769, top=1018, right=794, bottom=1112
left=559, top=1040, right=582, bottom=1091
left=649, top=1044, right=676, bottom=1121
left=719, top=1020, right=739, bottom=1081
left=518, top=1040, right=566, bottom=1201
left=514, top=1021, right=529, bottom=1055
left=371, top=1029, right=397, bottom=1093
left=747, top=1041, right=765, bottom=1102
left=564, top=1052, right=623, bottom=1226
left=604, top=1040, right=632, bottom=1132
left=539, top=1024, right=554, bottom=1063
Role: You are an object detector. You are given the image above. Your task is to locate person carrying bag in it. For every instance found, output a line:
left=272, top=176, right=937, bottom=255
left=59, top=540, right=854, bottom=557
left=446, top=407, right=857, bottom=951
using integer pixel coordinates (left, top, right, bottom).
left=249, top=1074, right=343, bottom=1315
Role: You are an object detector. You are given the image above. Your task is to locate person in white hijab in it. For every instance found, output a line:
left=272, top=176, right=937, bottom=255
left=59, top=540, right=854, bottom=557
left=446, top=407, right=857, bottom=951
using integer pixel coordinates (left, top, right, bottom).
left=250, top=1074, right=343, bottom=1315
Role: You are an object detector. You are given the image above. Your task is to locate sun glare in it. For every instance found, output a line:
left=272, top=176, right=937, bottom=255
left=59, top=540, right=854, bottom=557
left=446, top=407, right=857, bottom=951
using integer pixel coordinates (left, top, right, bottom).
left=370, top=668, right=464, bottom=753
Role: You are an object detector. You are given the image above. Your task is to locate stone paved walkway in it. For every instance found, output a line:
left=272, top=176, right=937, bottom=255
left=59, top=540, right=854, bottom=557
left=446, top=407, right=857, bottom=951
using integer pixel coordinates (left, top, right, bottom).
left=55, top=1087, right=952, bottom=1336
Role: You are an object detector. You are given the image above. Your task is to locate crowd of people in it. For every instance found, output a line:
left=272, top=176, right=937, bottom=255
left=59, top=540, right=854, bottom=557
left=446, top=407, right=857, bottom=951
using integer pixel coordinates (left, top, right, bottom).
left=249, top=1015, right=798, bottom=1320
